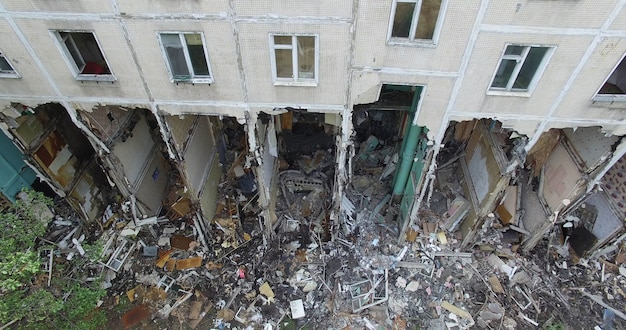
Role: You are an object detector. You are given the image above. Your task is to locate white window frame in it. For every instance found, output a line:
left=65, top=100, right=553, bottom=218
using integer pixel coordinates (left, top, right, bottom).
left=51, top=30, right=115, bottom=82
left=487, top=44, right=554, bottom=96
left=269, top=34, right=319, bottom=86
left=0, top=50, right=20, bottom=78
left=158, top=32, right=214, bottom=84
left=593, top=54, right=626, bottom=103
left=386, top=0, right=447, bottom=46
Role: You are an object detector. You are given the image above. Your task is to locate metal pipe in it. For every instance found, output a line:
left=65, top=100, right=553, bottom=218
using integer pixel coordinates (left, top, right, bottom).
left=392, top=121, right=422, bottom=196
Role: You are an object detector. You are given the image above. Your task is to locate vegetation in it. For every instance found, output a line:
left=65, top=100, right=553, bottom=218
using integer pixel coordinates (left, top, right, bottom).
left=0, top=190, right=107, bottom=329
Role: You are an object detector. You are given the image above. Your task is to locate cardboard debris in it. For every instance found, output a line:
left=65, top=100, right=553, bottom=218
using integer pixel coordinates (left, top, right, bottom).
left=189, top=302, right=213, bottom=329
left=441, top=301, right=471, bottom=319
left=156, top=249, right=172, bottom=268
left=217, top=308, right=235, bottom=321
left=176, top=256, right=203, bottom=270
left=488, top=275, right=505, bottom=294
left=188, top=301, right=203, bottom=320
left=165, top=258, right=177, bottom=272
left=171, top=234, right=194, bottom=250
left=259, top=282, right=275, bottom=301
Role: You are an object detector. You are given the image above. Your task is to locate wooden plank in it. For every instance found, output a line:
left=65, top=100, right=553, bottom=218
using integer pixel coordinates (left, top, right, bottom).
left=281, top=112, right=293, bottom=131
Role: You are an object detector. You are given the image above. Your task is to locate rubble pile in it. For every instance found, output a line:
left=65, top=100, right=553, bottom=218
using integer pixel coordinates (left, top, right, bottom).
left=30, top=125, right=626, bottom=330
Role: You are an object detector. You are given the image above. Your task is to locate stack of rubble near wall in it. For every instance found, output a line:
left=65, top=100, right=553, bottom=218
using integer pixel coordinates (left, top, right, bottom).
left=26, top=111, right=626, bottom=329
left=34, top=149, right=626, bottom=329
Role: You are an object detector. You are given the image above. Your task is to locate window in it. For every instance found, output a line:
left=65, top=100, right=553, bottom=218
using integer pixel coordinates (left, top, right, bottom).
left=489, top=45, right=551, bottom=93
left=594, top=55, right=626, bottom=102
left=269, top=35, right=318, bottom=85
left=159, top=33, right=213, bottom=83
left=53, top=31, right=113, bottom=81
left=387, top=0, right=445, bottom=44
left=0, top=51, right=19, bottom=78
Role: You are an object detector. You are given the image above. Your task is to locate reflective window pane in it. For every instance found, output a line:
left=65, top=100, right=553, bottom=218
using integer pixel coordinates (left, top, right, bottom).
left=185, top=34, right=210, bottom=76
left=297, top=36, right=315, bottom=79
left=392, top=2, right=415, bottom=38
left=275, top=49, right=293, bottom=78
left=415, top=0, right=441, bottom=40
left=0, top=55, right=14, bottom=72
left=161, top=34, right=190, bottom=78
left=505, top=45, right=525, bottom=56
left=491, top=59, right=517, bottom=88
left=514, top=47, right=548, bottom=90
left=274, top=36, right=292, bottom=45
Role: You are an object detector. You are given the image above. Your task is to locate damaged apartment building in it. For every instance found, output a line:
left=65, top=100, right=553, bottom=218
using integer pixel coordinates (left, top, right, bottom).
left=2, top=0, right=626, bottom=261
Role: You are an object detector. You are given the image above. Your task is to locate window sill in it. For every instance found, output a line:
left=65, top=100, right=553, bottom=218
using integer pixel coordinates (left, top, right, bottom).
left=0, top=73, right=21, bottom=79
left=76, top=74, right=116, bottom=82
left=172, top=78, right=214, bottom=84
left=386, top=38, right=437, bottom=48
left=273, top=80, right=318, bottom=87
left=486, top=90, right=531, bottom=98
left=592, top=94, right=626, bottom=103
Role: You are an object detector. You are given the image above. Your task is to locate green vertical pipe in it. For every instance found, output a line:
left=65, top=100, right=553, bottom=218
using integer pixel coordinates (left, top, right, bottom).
left=392, top=122, right=422, bottom=196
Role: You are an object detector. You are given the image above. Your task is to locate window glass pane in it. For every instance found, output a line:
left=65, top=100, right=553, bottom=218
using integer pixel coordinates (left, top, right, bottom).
left=61, top=32, right=86, bottom=70
left=514, top=47, right=548, bottom=90
left=600, top=58, right=626, bottom=94
left=297, top=36, right=315, bottom=79
left=161, top=34, right=190, bottom=78
left=71, top=33, right=109, bottom=74
left=392, top=2, right=415, bottom=38
left=274, top=36, right=292, bottom=45
left=275, top=49, right=293, bottom=78
left=491, top=59, right=517, bottom=88
left=415, top=0, right=441, bottom=40
left=184, top=34, right=210, bottom=76
left=505, top=45, right=525, bottom=56
left=0, top=55, right=14, bottom=72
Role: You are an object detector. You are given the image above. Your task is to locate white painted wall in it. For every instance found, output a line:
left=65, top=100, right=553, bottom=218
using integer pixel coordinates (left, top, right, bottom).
left=0, top=20, right=56, bottom=97
left=13, top=17, right=148, bottom=100
left=353, top=1, right=478, bottom=73
left=233, top=0, right=352, bottom=18
left=2, top=0, right=112, bottom=13
left=483, top=0, right=617, bottom=29
left=237, top=21, right=350, bottom=106
left=454, top=33, right=592, bottom=119
left=125, top=19, right=245, bottom=103
left=116, top=0, right=228, bottom=16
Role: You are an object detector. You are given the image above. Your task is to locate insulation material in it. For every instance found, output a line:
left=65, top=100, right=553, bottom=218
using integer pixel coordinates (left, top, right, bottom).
left=542, top=143, right=583, bottom=212
left=601, top=154, right=626, bottom=218
left=527, top=129, right=560, bottom=176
